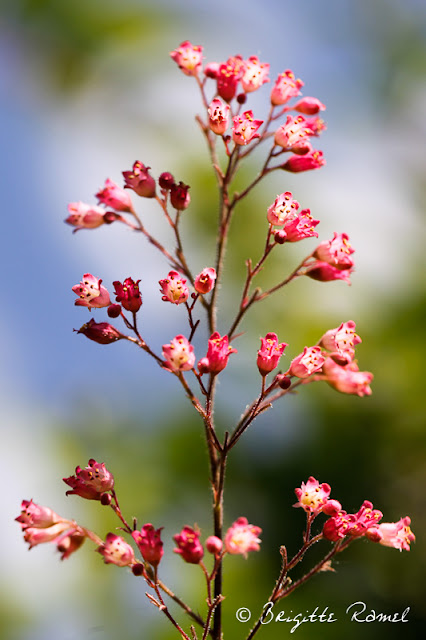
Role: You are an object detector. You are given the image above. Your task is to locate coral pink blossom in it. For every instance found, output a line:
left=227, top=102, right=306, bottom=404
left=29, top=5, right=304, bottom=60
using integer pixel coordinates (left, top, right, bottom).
left=63, top=459, right=114, bottom=501
left=72, top=273, right=111, bottom=311
left=206, top=536, right=223, bottom=555
left=132, top=524, right=164, bottom=566
left=305, top=261, right=353, bottom=284
left=319, top=321, right=361, bottom=364
left=170, top=41, right=203, bottom=77
left=159, top=270, right=189, bottom=305
left=97, top=533, right=136, bottom=567
left=322, top=358, right=373, bottom=397
left=323, top=501, right=383, bottom=542
left=65, top=202, right=109, bottom=232
left=16, top=500, right=60, bottom=529
left=257, top=332, right=287, bottom=376
left=96, top=178, right=132, bottom=212
left=113, top=278, right=142, bottom=313
left=224, top=517, right=262, bottom=558
left=293, top=97, right=326, bottom=115
left=293, top=477, right=331, bottom=515
left=270, top=70, right=304, bottom=106
left=123, top=161, right=156, bottom=198
left=216, top=55, right=245, bottom=101
left=288, top=346, right=325, bottom=378
left=366, top=516, right=415, bottom=551
left=208, top=98, right=231, bottom=135
left=194, top=267, right=217, bottom=294
left=279, top=208, right=320, bottom=243
left=198, top=332, right=237, bottom=375
left=232, top=110, right=263, bottom=145
left=282, top=150, right=325, bottom=173
left=162, top=335, right=195, bottom=372
left=241, top=56, right=270, bottom=93
left=170, top=181, right=191, bottom=210
left=314, top=232, right=354, bottom=270
left=75, top=319, right=123, bottom=344
left=173, top=526, right=204, bottom=564
left=267, top=192, right=300, bottom=226
left=274, top=115, right=312, bottom=151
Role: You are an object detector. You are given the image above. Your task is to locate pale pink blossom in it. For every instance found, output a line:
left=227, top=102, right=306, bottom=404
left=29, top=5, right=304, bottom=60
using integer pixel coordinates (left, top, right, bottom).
left=16, top=500, right=60, bottom=529
left=208, top=98, right=231, bottom=135
left=232, top=110, right=263, bottom=145
left=96, top=178, right=132, bottom=211
left=274, top=115, right=312, bottom=151
left=294, top=477, right=331, bottom=515
left=170, top=41, right=204, bottom=77
left=267, top=192, right=300, bottom=226
left=241, top=56, right=270, bottom=93
left=97, top=533, right=136, bottom=567
left=322, top=358, right=373, bottom=397
left=366, top=516, right=415, bottom=551
left=159, top=270, right=189, bottom=305
left=65, top=202, right=108, bottom=231
left=162, top=335, right=195, bottom=372
left=319, top=321, right=361, bottom=363
left=63, top=459, right=114, bottom=501
left=194, top=267, right=217, bottom=294
left=72, top=273, right=111, bottom=310
left=288, top=346, right=325, bottom=378
left=224, top=517, right=262, bottom=558
left=314, top=232, right=354, bottom=270
left=198, top=332, right=237, bottom=375
left=132, top=524, right=164, bottom=566
left=173, top=526, right=204, bottom=564
left=270, top=70, right=304, bottom=106
left=257, top=332, right=287, bottom=376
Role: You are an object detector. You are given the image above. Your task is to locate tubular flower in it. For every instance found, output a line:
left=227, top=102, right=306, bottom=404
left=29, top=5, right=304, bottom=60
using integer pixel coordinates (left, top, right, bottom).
left=314, top=232, right=354, bottom=270
left=270, top=70, right=304, bottom=105
left=274, top=115, right=313, bottom=152
left=132, top=524, right=164, bottom=566
left=366, top=517, right=415, bottom=551
left=232, top=110, right=263, bottom=145
left=170, top=41, right=204, bottom=77
left=198, top=332, right=237, bottom=375
left=279, top=208, right=320, bottom=243
left=194, top=267, right=217, bottom=294
left=72, top=273, right=111, bottom=311
left=267, top=192, right=300, bottom=226
left=159, top=270, right=189, bottom=305
left=224, top=517, right=262, bottom=558
left=216, top=55, right=245, bottom=102
left=257, top=332, right=287, bottom=376
left=65, top=202, right=110, bottom=232
left=16, top=500, right=60, bottom=529
left=123, top=161, right=156, bottom=198
left=293, top=477, right=331, bottom=515
left=96, top=178, right=132, bottom=212
left=323, top=501, right=383, bottom=542
left=162, top=335, right=195, bottom=372
left=293, top=97, right=326, bottom=115
left=208, top=98, right=231, bottom=135
left=319, top=321, right=361, bottom=364
left=305, top=261, right=353, bottom=284
left=241, top=56, right=270, bottom=93
left=321, top=358, right=373, bottom=397
left=173, top=526, right=204, bottom=564
left=75, top=319, right=123, bottom=344
left=288, top=346, right=325, bottom=378
left=97, top=533, right=136, bottom=567
left=113, top=277, right=142, bottom=313
left=282, top=150, right=325, bottom=173
left=63, top=459, right=114, bottom=501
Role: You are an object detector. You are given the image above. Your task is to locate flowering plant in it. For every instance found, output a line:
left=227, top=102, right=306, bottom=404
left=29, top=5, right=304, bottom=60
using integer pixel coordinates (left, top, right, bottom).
left=16, top=40, right=414, bottom=640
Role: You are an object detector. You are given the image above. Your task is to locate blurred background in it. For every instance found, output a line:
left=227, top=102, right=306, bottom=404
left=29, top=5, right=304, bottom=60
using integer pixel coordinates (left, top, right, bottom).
left=1, top=0, right=425, bottom=639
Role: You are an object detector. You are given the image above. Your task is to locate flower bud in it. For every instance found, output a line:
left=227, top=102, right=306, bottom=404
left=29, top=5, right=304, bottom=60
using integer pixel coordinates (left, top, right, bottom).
left=206, top=535, right=223, bottom=555
left=75, top=319, right=123, bottom=345
left=158, top=172, right=175, bottom=190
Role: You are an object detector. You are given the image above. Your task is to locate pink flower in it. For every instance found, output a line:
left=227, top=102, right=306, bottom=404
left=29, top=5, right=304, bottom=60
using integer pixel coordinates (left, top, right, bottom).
left=279, top=208, right=320, bottom=243
left=194, top=267, right=217, bottom=294
left=321, top=358, right=373, bottom=397
left=366, top=516, right=415, bottom=551
left=319, top=321, right=361, bottom=364
left=267, top=192, right=300, bottom=226
left=72, top=273, right=111, bottom=311
left=314, top=232, right=354, bottom=270
left=198, top=332, right=237, bottom=375
left=293, top=477, right=331, bottom=515
left=324, top=500, right=383, bottom=542
left=205, top=536, right=223, bottom=555
left=122, top=161, right=156, bottom=198
left=305, top=261, right=353, bottom=284
left=216, top=55, right=245, bottom=102
left=75, top=319, right=123, bottom=345
left=16, top=500, right=60, bottom=529
left=159, top=270, right=189, bottom=305
left=97, top=533, right=136, bottom=567
left=208, top=98, right=231, bottom=135
left=288, top=346, right=325, bottom=378
left=170, top=41, right=203, bottom=77
left=113, top=277, right=142, bottom=313
left=293, top=97, right=326, bottom=115
left=270, top=70, right=304, bottom=106
left=232, top=110, right=263, bottom=145
left=132, top=524, right=164, bottom=566
left=162, top=335, right=195, bottom=372
left=23, top=522, right=74, bottom=549
left=170, top=181, right=191, bottom=210
left=96, top=178, right=132, bottom=212
left=281, top=150, right=325, bottom=173
left=274, top=115, right=312, bottom=151
left=224, top=517, right=262, bottom=558
left=63, top=459, right=114, bottom=501
left=65, top=202, right=117, bottom=232
left=323, top=511, right=354, bottom=541
left=241, top=56, right=270, bottom=93
left=173, top=525, right=204, bottom=564
left=257, top=332, right=287, bottom=376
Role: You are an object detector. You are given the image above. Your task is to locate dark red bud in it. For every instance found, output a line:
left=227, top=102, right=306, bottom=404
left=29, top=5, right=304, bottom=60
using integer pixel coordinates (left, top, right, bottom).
left=274, top=230, right=287, bottom=244
left=100, top=493, right=112, bottom=506
left=276, top=374, right=291, bottom=390
left=107, top=304, right=122, bottom=318
left=132, top=563, right=145, bottom=577
left=237, top=93, right=247, bottom=104
left=159, top=172, right=175, bottom=190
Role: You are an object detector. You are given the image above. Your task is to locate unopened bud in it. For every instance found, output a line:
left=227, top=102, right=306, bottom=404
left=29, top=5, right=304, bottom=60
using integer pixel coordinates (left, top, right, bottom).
left=276, top=374, right=291, bottom=389
left=107, top=304, right=122, bottom=318
left=274, top=230, right=287, bottom=244
left=100, top=493, right=112, bottom=506
left=159, top=172, right=175, bottom=190
left=236, top=93, right=247, bottom=105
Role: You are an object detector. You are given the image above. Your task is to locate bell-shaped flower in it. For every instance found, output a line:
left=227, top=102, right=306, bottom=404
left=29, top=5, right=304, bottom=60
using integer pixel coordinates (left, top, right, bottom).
left=132, top=524, right=164, bottom=566
left=72, top=273, right=111, bottom=311
left=63, top=459, right=114, bottom=501
left=173, top=526, right=204, bottom=564
left=162, top=335, right=195, bottom=372
left=270, top=70, right=303, bottom=106
left=159, top=270, right=189, bottom=305
left=170, top=41, right=204, bottom=77
left=224, top=517, right=262, bottom=558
